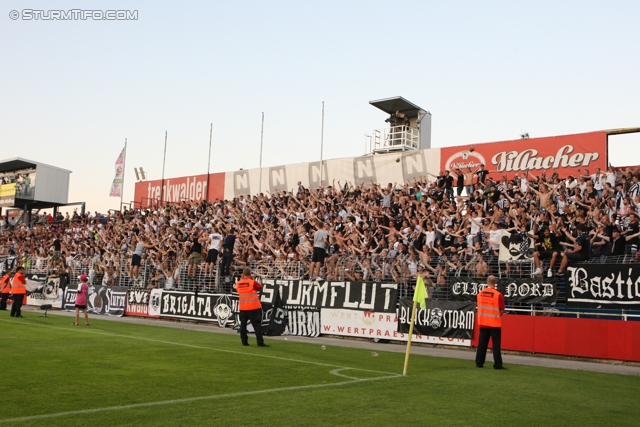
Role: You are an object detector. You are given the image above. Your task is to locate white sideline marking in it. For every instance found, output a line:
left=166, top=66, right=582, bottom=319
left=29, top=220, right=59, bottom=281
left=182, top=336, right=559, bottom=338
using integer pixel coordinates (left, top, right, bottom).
left=0, top=318, right=403, bottom=423
left=0, top=373, right=401, bottom=424
left=0, top=318, right=396, bottom=376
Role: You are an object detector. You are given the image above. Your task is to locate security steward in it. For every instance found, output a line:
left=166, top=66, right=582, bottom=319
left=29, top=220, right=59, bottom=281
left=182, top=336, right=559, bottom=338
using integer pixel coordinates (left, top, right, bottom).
left=475, top=275, right=506, bottom=369
left=0, top=270, right=12, bottom=310
left=235, top=268, right=269, bottom=347
left=10, top=266, right=27, bottom=318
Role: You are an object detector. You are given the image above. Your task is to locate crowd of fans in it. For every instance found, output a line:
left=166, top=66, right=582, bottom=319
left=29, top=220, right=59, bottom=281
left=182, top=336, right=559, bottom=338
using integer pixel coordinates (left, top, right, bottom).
left=1, top=164, right=639, bottom=293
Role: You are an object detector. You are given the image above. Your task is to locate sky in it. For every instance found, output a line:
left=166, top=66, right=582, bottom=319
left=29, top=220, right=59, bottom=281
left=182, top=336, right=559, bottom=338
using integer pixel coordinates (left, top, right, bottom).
left=1, top=1, right=639, bottom=214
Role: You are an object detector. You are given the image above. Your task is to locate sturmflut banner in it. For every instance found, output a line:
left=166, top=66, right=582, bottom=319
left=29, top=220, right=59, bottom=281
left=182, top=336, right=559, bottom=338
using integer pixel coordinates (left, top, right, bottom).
left=565, top=265, right=640, bottom=307
left=260, top=279, right=398, bottom=313
left=450, top=278, right=556, bottom=304
left=398, top=299, right=475, bottom=341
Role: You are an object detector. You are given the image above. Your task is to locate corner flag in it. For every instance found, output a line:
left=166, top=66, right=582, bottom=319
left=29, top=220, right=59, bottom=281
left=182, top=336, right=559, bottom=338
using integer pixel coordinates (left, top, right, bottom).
left=403, top=275, right=429, bottom=376
left=413, top=276, right=428, bottom=310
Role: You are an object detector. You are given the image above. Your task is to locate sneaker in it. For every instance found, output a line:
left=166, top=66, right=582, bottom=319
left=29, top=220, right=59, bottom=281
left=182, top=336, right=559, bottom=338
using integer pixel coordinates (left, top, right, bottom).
left=494, top=366, right=508, bottom=370
left=257, top=343, right=270, bottom=348
left=242, top=342, right=250, bottom=346
left=547, top=269, right=553, bottom=278
left=533, top=268, right=542, bottom=276
left=554, top=270, right=565, bottom=277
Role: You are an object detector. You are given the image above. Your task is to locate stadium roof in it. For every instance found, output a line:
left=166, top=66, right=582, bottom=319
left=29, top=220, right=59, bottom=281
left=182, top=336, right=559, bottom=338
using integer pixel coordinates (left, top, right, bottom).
left=0, top=157, right=72, bottom=174
left=369, top=96, right=426, bottom=118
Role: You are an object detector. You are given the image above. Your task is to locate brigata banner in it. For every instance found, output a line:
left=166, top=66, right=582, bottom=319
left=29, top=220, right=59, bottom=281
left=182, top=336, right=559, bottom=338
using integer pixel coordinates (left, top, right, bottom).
left=260, top=279, right=398, bottom=313
left=565, top=265, right=640, bottom=307
left=125, top=288, right=161, bottom=318
left=160, top=290, right=238, bottom=327
left=25, top=274, right=67, bottom=309
left=398, top=299, right=475, bottom=340
left=440, top=131, right=607, bottom=181
left=451, top=278, right=556, bottom=304
left=320, top=308, right=470, bottom=347
left=63, top=285, right=127, bottom=316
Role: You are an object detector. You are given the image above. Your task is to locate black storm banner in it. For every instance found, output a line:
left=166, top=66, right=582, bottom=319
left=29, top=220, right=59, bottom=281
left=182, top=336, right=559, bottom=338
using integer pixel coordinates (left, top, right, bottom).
left=565, top=265, right=640, bottom=307
left=398, top=299, right=475, bottom=340
left=450, top=278, right=556, bottom=304
left=160, top=290, right=238, bottom=327
left=260, top=279, right=398, bottom=313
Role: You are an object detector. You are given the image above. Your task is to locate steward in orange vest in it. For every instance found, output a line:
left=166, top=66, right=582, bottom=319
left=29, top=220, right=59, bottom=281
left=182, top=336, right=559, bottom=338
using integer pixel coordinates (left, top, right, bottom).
left=235, top=268, right=268, bottom=347
left=0, top=272, right=11, bottom=311
left=475, top=275, right=505, bottom=370
left=10, top=266, right=27, bottom=318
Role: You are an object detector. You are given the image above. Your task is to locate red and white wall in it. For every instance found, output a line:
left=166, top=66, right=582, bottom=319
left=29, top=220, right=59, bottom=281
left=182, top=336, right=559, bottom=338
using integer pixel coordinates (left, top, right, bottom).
left=134, top=131, right=608, bottom=207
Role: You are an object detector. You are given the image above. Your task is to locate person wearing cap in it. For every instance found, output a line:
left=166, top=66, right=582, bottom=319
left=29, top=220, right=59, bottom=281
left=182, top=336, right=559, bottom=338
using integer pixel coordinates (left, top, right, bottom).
left=73, top=274, right=90, bottom=326
left=10, top=266, right=26, bottom=318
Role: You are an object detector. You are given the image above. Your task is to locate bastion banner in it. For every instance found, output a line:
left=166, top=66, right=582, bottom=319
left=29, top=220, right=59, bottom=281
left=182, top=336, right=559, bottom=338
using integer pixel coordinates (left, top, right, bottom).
left=440, top=131, right=607, bottom=181
left=565, top=264, right=640, bottom=308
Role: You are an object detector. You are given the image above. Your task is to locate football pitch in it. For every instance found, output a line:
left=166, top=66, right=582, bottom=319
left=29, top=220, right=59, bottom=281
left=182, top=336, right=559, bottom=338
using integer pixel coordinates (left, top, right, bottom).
left=1, top=313, right=639, bottom=427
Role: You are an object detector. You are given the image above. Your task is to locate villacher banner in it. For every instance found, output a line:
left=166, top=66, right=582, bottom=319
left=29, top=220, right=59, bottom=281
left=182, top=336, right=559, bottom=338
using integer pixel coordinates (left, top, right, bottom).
left=565, top=265, right=640, bottom=307
left=160, top=290, right=238, bottom=327
left=398, top=299, right=475, bottom=340
left=451, top=278, right=556, bottom=304
left=63, top=285, right=127, bottom=316
left=259, top=279, right=398, bottom=313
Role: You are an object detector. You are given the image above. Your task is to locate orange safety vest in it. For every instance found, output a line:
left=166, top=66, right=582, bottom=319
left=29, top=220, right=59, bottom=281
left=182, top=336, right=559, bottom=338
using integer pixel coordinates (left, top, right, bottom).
left=476, top=288, right=502, bottom=328
left=11, top=272, right=27, bottom=295
left=236, top=278, right=261, bottom=311
left=0, top=274, right=10, bottom=294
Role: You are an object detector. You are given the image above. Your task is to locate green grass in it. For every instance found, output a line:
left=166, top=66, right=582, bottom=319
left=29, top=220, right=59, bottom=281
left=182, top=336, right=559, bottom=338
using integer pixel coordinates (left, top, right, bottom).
left=1, top=312, right=638, bottom=427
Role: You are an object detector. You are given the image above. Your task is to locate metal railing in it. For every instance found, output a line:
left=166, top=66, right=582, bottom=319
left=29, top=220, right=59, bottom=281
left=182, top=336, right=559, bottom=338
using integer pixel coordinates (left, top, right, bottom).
left=373, top=125, right=419, bottom=152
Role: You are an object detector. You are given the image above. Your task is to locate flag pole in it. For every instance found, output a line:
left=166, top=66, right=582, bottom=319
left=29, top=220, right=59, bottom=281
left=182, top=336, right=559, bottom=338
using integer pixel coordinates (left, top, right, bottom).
left=259, top=112, right=264, bottom=194
left=403, top=275, right=429, bottom=376
left=320, top=101, right=325, bottom=183
left=160, top=131, right=167, bottom=207
left=206, top=123, right=212, bottom=202
left=402, top=301, right=418, bottom=376
left=120, top=138, right=127, bottom=211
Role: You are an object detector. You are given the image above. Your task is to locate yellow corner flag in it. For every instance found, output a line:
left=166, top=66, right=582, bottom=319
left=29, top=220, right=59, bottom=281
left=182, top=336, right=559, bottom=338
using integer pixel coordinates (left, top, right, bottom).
left=413, top=275, right=428, bottom=310
left=403, top=275, right=429, bottom=376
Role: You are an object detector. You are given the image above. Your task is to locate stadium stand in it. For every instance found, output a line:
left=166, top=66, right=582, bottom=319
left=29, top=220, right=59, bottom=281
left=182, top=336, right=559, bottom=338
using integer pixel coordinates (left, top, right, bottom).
left=1, top=165, right=639, bottom=309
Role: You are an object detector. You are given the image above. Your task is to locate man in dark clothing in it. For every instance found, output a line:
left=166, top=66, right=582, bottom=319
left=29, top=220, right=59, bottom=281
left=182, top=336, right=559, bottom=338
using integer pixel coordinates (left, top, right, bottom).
left=221, top=228, right=237, bottom=280
left=556, top=224, right=590, bottom=275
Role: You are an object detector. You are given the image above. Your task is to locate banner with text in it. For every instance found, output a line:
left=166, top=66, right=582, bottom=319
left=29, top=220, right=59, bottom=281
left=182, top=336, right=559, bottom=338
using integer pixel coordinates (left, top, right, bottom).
left=159, top=290, right=238, bottom=327
left=125, top=289, right=161, bottom=318
left=63, top=285, right=127, bottom=316
left=320, top=308, right=471, bottom=347
left=260, top=279, right=398, bottom=313
left=25, top=274, right=67, bottom=309
left=565, top=265, right=640, bottom=307
left=398, top=299, right=475, bottom=340
left=451, top=278, right=556, bottom=304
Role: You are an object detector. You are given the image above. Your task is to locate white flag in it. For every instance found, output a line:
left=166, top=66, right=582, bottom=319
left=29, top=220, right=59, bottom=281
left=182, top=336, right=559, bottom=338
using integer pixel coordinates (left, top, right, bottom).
left=109, top=147, right=126, bottom=197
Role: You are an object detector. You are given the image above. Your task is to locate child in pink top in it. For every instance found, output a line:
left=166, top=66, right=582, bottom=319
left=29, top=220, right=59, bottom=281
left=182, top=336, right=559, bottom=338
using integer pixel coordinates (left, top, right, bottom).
left=73, top=274, right=90, bottom=326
